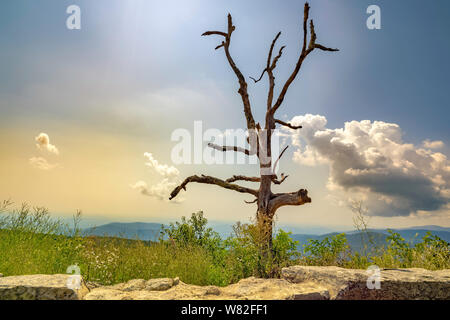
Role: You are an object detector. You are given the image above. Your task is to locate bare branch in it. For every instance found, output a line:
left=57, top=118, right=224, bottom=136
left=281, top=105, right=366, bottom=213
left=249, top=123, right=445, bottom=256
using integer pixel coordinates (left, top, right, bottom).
left=169, top=175, right=258, bottom=200
left=303, top=3, right=310, bottom=50
left=306, top=20, right=339, bottom=54
left=269, top=3, right=338, bottom=116
left=268, top=32, right=282, bottom=68
left=207, top=142, right=254, bottom=155
left=269, top=189, right=311, bottom=214
left=226, top=174, right=287, bottom=185
left=249, top=69, right=267, bottom=83
left=202, top=14, right=256, bottom=129
left=314, top=44, right=339, bottom=52
left=226, top=175, right=261, bottom=183
left=244, top=198, right=258, bottom=204
left=202, top=31, right=228, bottom=37
left=215, top=42, right=225, bottom=50
left=307, top=19, right=316, bottom=51
left=275, top=119, right=302, bottom=130
left=272, top=145, right=289, bottom=173
left=270, top=45, right=285, bottom=70
left=250, top=32, right=285, bottom=114
left=272, top=173, right=289, bottom=185
left=266, top=34, right=284, bottom=113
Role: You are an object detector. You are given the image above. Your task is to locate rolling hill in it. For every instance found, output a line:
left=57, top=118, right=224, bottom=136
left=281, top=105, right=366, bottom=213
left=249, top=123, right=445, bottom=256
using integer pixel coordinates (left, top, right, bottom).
left=83, top=222, right=449, bottom=254
left=84, top=222, right=164, bottom=241
left=291, top=228, right=450, bottom=253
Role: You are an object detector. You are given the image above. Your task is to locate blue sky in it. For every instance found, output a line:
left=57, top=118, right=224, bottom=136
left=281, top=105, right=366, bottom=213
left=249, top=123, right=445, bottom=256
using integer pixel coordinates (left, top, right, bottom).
left=0, top=0, right=449, bottom=229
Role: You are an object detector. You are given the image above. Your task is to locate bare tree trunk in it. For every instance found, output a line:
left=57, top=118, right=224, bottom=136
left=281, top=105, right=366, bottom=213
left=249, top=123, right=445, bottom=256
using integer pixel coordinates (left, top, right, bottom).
left=257, top=174, right=274, bottom=253
left=170, top=2, right=337, bottom=258
left=257, top=210, right=273, bottom=250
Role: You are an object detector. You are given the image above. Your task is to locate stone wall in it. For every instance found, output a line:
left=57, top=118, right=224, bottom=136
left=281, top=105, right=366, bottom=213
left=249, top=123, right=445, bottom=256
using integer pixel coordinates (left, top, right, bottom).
left=0, top=266, right=448, bottom=300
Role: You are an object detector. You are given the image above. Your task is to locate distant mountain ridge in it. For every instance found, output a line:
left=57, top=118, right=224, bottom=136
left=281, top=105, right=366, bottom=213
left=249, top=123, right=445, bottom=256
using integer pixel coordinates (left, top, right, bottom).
left=396, top=225, right=450, bottom=232
left=291, top=228, right=450, bottom=253
left=84, top=222, right=164, bottom=241
left=83, top=222, right=450, bottom=253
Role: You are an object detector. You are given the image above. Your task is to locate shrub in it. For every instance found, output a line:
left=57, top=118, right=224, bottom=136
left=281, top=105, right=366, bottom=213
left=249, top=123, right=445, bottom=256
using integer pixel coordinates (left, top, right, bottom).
left=1, top=199, right=448, bottom=287
left=302, top=233, right=351, bottom=266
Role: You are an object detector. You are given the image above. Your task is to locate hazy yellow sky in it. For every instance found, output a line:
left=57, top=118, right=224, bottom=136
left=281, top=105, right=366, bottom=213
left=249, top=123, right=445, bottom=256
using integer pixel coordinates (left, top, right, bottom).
left=1, top=119, right=448, bottom=230
left=1, top=0, right=449, bottom=230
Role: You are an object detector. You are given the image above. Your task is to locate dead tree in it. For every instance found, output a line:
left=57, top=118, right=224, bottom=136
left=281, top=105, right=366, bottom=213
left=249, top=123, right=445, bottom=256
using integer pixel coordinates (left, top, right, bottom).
left=170, top=2, right=338, bottom=251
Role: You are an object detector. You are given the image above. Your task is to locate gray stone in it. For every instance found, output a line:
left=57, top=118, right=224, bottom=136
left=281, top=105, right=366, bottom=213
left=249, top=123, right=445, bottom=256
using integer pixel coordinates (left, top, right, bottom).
left=112, top=279, right=147, bottom=291
left=222, top=277, right=329, bottom=300
left=2, top=267, right=448, bottom=300
left=204, top=286, right=221, bottom=296
left=282, top=266, right=450, bottom=300
left=0, top=274, right=89, bottom=300
left=85, top=276, right=329, bottom=300
left=146, top=278, right=176, bottom=291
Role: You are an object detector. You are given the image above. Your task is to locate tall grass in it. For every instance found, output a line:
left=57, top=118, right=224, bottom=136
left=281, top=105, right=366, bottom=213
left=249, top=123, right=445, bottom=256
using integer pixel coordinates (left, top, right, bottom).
left=0, top=200, right=448, bottom=288
left=0, top=201, right=220, bottom=285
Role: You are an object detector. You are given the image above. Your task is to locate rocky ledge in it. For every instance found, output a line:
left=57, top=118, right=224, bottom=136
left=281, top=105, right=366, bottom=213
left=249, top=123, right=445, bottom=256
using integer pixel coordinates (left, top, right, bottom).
left=0, top=266, right=448, bottom=300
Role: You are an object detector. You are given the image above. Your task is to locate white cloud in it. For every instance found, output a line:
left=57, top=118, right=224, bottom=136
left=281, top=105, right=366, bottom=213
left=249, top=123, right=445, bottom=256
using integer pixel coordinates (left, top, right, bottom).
left=29, top=157, right=58, bottom=170
left=35, top=133, right=59, bottom=155
left=423, top=140, right=444, bottom=149
left=130, top=179, right=183, bottom=203
left=144, top=152, right=179, bottom=178
left=30, top=133, right=59, bottom=170
left=132, top=153, right=183, bottom=203
left=283, top=114, right=450, bottom=217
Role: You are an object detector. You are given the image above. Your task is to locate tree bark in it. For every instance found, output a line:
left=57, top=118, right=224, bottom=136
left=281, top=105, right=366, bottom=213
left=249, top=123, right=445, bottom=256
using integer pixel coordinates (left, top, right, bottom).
left=170, top=2, right=337, bottom=258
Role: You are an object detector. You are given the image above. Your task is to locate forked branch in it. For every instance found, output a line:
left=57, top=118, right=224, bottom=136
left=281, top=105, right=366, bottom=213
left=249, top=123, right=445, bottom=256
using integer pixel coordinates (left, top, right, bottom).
left=272, top=173, right=289, bottom=185
left=202, top=14, right=256, bottom=130
left=275, top=119, right=302, bottom=130
left=269, top=189, right=311, bottom=214
left=169, top=174, right=258, bottom=200
left=270, top=2, right=338, bottom=116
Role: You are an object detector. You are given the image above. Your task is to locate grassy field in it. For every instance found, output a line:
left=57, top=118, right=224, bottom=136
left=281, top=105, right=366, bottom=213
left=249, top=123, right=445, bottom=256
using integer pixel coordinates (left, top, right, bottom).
left=0, top=200, right=448, bottom=287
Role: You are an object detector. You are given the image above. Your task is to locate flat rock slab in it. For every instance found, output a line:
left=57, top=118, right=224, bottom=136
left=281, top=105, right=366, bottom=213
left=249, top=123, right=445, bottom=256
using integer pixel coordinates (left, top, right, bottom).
left=0, top=274, right=89, bottom=300
left=1, top=267, right=449, bottom=300
left=282, top=266, right=450, bottom=300
left=84, top=277, right=329, bottom=300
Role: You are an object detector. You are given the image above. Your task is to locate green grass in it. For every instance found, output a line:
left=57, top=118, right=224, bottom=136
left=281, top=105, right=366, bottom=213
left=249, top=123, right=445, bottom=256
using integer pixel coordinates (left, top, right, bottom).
left=0, top=200, right=448, bottom=287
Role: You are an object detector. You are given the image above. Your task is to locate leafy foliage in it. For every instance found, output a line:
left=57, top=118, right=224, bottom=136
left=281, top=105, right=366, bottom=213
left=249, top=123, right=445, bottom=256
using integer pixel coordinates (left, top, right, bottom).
left=0, top=200, right=448, bottom=287
left=302, top=233, right=351, bottom=266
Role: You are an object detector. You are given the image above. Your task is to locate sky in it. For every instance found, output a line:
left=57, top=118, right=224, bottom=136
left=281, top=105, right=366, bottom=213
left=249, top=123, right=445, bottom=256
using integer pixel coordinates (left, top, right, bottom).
left=0, top=0, right=449, bottom=230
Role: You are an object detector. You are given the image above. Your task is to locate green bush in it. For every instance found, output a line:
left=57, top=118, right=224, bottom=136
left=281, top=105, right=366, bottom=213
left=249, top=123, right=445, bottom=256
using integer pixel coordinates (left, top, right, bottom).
left=371, top=230, right=450, bottom=270
left=158, top=215, right=300, bottom=282
left=0, top=199, right=448, bottom=287
left=302, top=233, right=351, bottom=266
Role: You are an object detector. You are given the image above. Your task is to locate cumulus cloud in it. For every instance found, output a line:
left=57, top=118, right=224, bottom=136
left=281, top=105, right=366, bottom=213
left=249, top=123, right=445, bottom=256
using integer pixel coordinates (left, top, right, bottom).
left=144, top=152, right=179, bottom=178
left=35, top=133, right=59, bottom=155
left=282, top=114, right=450, bottom=217
left=423, top=140, right=444, bottom=149
left=132, top=153, right=183, bottom=203
left=130, top=179, right=182, bottom=202
left=29, top=157, right=58, bottom=170
left=29, top=133, right=59, bottom=170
